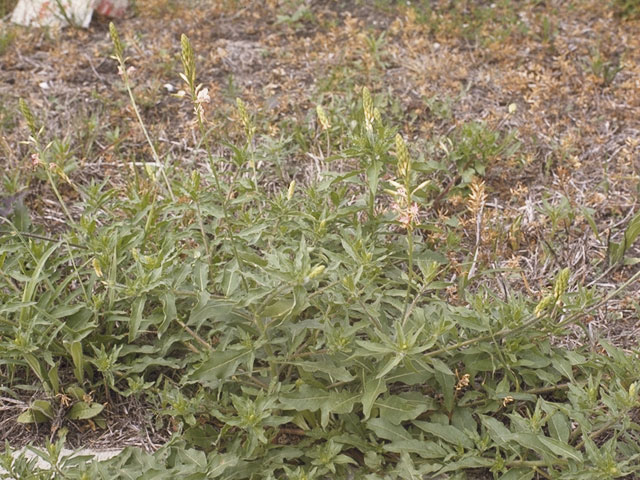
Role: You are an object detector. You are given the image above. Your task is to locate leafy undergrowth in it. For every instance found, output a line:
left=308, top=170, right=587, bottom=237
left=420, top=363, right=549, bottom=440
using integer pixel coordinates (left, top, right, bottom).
left=1, top=19, right=640, bottom=478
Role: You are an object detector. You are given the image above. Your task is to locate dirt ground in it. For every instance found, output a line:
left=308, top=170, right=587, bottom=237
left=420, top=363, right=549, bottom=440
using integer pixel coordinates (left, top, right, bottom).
left=1, top=0, right=639, bottom=454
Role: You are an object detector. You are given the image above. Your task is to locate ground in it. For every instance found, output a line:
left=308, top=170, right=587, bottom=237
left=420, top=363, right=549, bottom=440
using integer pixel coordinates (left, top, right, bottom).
left=0, top=0, right=639, bottom=473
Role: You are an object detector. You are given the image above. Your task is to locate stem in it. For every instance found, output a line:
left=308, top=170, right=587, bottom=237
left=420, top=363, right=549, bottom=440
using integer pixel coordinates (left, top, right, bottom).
left=44, top=169, right=74, bottom=226
left=195, top=110, right=250, bottom=293
left=402, top=230, right=415, bottom=327
left=424, top=266, right=640, bottom=359
left=118, top=63, right=175, bottom=202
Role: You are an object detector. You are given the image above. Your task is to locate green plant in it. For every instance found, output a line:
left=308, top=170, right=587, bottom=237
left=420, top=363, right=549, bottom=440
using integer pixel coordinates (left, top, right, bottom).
left=586, top=47, right=624, bottom=87
left=2, top=21, right=640, bottom=480
left=612, top=0, right=640, bottom=18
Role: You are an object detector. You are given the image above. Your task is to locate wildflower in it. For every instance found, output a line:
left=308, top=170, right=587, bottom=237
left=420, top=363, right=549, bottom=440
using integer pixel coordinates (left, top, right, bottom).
left=197, top=87, right=210, bottom=104
left=393, top=201, right=420, bottom=230
left=30, top=153, right=41, bottom=168
left=194, top=87, right=210, bottom=120
left=117, top=65, right=136, bottom=77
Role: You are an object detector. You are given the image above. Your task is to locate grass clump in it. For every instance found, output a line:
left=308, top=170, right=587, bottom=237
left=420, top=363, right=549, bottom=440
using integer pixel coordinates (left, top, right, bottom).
left=1, top=23, right=640, bottom=480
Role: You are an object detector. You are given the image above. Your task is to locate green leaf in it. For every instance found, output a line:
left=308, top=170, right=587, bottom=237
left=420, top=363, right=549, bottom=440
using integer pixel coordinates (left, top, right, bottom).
left=23, top=353, right=45, bottom=385
left=187, top=348, right=252, bottom=387
left=47, top=365, right=60, bottom=394
left=375, top=393, right=434, bottom=425
left=536, top=435, right=582, bottom=462
left=67, top=401, right=105, bottom=420
left=431, top=358, right=455, bottom=412
left=159, top=291, right=176, bottom=335
left=187, top=293, right=234, bottom=330
left=129, top=295, right=146, bottom=342
left=384, top=439, right=448, bottom=459
left=609, top=210, right=640, bottom=264
left=17, top=400, right=54, bottom=423
left=437, top=456, right=494, bottom=474
left=262, top=297, right=295, bottom=319
left=479, top=415, right=511, bottom=448
left=20, top=242, right=58, bottom=324
left=413, top=420, right=474, bottom=449
left=290, top=359, right=355, bottom=383
left=50, top=304, right=85, bottom=319
left=551, top=353, right=574, bottom=381
left=368, top=417, right=412, bottom=442
left=507, top=433, right=555, bottom=460
left=67, top=341, right=85, bottom=383
left=279, top=385, right=358, bottom=428
left=498, top=468, right=535, bottom=480
left=361, top=376, right=387, bottom=420
left=206, top=452, right=239, bottom=478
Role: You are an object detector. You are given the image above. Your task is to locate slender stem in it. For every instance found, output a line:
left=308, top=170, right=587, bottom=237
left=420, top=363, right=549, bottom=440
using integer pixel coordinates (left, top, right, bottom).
left=176, top=319, right=213, bottom=351
left=118, top=63, right=175, bottom=202
left=402, top=230, right=414, bottom=327
left=195, top=111, right=250, bottom=293
left=424, top=267, right=640, bottom=359
left=44, top=169, right=74, bottom=226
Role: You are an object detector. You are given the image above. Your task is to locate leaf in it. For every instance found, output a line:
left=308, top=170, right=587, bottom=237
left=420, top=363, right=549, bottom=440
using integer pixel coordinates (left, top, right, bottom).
left=384, top=439, right=448, bottom=459
left=551, top=353, right=574, bottom=381
left=262, top=297, right=295, bottom=319
left=48, top=365, right=60, bottom=394
left=159, top=291, right=176, bottom=336
left=279, top=385, right=358, bottom=428
left=375, top=354, right=404, bottom=379
left=67, top=401, right=105, bottom=420
left=17, top=400, right=54, bottom=424
left=498, top=468, right=535, bottom=480
left=129, top=295, right=146, bottom=342
left=361, top=376, right=387, bottom=420
left=437, top=456, right=494, bottom=474
left=290, top=360, right=355, bottom=383
left=206, top=452, right=239, bottom=478
left=50, top=304, right=85, bottom=319
left=507, top=433, right=555, bottom=460
left=67, top=341, right=84, bottom=383
left=548, top=409, right=571, bottom=444
left=23, top=353, right=45, bottom=385
left=375, top=393, right=434, bottom=425
left=187, top=348, right=252, bottom=387
left=536, top=435, right=583, bottom=462
left=20, top=242, right=58, bottom=324
left=479, top=415, right=511, bottom=448
left=609, top=210, right=640, bottom=264
left=413, top=420, right=474, bottom=449
left=367, top=417, right=412, bottom=442
left=431, top=358, right=455, bottom=412
left=188, top=293, right=234, bottom=330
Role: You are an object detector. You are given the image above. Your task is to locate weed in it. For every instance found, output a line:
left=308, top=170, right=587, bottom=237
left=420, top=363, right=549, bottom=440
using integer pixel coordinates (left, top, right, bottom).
left=612, top=0, right=640, bottom=18
left=1, top=12, right=640, bottom=480
left=586, top=47, right=624, bottom=87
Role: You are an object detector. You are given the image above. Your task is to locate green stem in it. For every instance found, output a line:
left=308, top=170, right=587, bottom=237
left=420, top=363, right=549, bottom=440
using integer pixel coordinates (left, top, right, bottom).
left=118, top=62, right=175, bottom=202
left=402, top=230, right=414, bottom=327
left=424, top=266, right=640, bottom=359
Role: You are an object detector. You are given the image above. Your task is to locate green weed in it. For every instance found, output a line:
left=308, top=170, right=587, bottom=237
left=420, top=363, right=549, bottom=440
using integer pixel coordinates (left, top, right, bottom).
left=1, top=22, right=640, bottom=480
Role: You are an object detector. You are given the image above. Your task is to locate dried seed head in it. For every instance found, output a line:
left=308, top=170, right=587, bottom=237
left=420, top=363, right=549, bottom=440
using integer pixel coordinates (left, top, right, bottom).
left=467, top=177, right=487, bottom=216
left=287, top=180, right=296, bottom=201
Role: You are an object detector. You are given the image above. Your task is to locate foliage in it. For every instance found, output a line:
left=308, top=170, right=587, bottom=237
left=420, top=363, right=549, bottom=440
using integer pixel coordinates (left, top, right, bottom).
left=1, top=21, right=640, bottom=480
